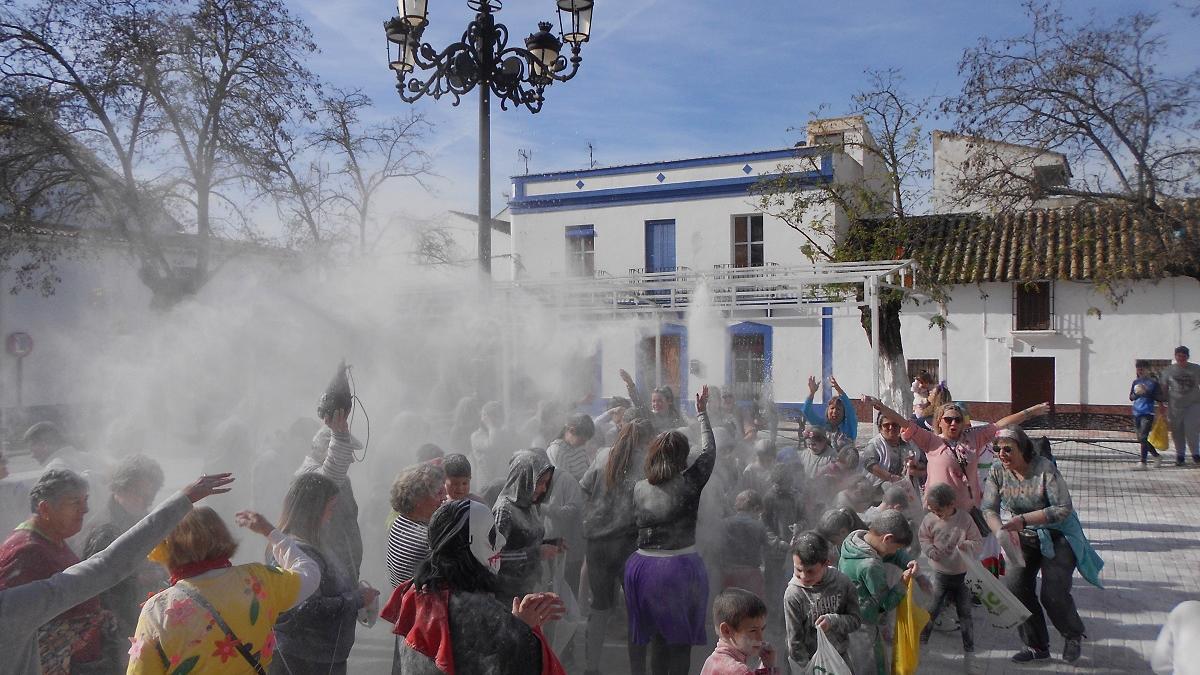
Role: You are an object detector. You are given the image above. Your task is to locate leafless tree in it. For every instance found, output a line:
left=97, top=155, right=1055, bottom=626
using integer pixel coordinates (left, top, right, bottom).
left=315, top=89, right=432, bottom=255
left=252, top=105, right=344, bottom=249
left=253, top=89, right=432, bottom=255
left=1, top=1, right=184, bottom=304
left=143, top=0, right=317, bottom=289
left=943, top=1, right=1200, bottom=278
left=0, top=0, right=317, bottom=307
left=753, top=69, right=934, bottom=408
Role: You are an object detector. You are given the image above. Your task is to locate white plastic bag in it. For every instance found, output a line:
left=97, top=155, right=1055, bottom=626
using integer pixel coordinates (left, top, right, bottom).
left=547, top=558, right=585, bottom=655
left=800, top=627, right=852, bottom=675
left=356, top=580, right=379, bottom=627
left=960, top=550, right=1032, bottom=629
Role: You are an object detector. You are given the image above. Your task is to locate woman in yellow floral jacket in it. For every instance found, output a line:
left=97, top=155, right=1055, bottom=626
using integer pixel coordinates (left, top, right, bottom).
left=128, top=506, right=320, bottom=674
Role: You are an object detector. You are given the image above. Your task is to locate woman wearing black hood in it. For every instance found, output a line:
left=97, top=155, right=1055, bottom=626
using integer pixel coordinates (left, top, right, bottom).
left=493, top=450, right=562, bottom=603
left=382, top=499, right=568, bottom=675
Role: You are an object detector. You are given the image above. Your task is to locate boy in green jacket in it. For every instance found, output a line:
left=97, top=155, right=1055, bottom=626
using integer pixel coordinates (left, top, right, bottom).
left=838, top=509, right=921, bottom=675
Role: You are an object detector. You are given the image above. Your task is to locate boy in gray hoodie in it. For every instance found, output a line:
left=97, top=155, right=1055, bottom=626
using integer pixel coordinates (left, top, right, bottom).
left=783, top=531, right=861, bottom=670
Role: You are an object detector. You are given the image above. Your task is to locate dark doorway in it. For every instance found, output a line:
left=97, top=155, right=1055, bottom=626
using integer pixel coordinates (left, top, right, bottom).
left=1011, top=357, right=1054, bottom=414
left=637, top=331, right=685, bottom=401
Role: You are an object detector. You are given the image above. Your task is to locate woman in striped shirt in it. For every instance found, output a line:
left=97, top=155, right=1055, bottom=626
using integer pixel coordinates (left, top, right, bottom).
left=386, top=463, right=447, bottom=588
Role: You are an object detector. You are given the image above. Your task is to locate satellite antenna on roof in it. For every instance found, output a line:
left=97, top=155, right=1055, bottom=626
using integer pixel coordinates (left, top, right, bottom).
left=518, top=148, right=532, bottom=174
left=587, top=141, right=598, bottom=168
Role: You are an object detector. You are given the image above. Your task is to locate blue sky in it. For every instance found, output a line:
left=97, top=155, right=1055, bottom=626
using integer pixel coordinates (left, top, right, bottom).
left=292, top=0, right=1200, bottom=220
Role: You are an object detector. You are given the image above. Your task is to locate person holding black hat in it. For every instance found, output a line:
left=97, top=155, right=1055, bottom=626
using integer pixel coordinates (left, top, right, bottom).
left=1164, top=346, right=1200, bottom=466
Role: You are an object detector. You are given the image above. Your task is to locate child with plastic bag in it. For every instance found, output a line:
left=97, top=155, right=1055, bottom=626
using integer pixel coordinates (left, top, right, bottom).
left=917, top=483, right=982, bottom=673
left=783, top=532, right=860, bottom=672
left=837, top=510, right=926, bottom=675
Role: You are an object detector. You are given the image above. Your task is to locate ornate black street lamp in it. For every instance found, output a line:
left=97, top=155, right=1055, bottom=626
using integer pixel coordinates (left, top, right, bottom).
left=385, top=0, right=594, bottom=276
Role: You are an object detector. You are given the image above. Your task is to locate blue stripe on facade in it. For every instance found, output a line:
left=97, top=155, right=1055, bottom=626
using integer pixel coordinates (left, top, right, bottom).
left=513, top=147, right=815, bottom=182
left=509, top=155, right=833, bottom=214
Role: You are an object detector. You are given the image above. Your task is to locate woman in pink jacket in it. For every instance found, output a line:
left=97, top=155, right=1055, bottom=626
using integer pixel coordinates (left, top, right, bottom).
left=863, top=397, right=1049, bottom=510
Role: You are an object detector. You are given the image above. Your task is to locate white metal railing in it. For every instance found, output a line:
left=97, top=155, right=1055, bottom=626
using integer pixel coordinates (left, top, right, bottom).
left=396, top=260, right=921, bottom=316
left=394, top=259, right=923, bottom=398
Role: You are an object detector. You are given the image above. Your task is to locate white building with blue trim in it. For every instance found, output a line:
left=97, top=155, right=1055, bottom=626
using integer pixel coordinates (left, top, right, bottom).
left=504, top=116, right=896, bottom=412
left=505, top=117, right=1200, bottom=420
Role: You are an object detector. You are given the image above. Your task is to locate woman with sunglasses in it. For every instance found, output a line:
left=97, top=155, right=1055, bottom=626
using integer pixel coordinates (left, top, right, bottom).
left=863, top=397, right=1049, bottom=514
left=981, top=426, right=1101, bottom=664
left=861, top=414, right=926, bottom=505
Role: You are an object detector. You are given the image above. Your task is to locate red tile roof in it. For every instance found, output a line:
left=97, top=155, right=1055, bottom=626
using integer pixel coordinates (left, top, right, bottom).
left=847, top=201, right=1200, bottom=284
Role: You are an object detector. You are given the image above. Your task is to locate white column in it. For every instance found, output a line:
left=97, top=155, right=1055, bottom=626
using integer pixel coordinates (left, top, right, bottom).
left=870, top=276, right=881, bottom=398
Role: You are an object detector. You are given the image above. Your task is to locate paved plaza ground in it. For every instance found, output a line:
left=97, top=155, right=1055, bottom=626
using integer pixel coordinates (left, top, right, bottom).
left=348, top=436, right=1199, bottom=674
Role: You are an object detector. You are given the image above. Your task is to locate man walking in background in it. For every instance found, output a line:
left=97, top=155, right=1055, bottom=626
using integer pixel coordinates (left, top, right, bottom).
left=1165, top=346, right=1200, bottom=466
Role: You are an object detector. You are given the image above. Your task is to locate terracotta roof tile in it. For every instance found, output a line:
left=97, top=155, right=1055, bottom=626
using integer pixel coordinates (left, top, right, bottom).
left=847, top=202, right=1200, bottom=284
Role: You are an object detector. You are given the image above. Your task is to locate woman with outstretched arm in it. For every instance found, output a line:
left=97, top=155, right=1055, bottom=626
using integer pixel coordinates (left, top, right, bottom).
left=0, top=473, right=235, bottom=675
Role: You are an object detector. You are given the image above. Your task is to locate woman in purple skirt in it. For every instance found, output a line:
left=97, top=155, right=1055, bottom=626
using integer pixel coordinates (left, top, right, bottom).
left=625, top=385, right=715, bottom=675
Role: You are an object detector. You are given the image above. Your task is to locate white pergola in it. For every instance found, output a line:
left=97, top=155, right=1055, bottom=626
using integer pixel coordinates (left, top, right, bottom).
left=405, top=259, right=926, bottom=398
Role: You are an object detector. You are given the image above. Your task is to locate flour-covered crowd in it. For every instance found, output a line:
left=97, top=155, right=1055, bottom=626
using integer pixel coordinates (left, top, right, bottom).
left=1, top=355, right=1199, bottom=675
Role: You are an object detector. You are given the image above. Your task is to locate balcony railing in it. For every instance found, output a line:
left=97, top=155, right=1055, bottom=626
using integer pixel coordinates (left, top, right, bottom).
left=452, top=260, right=923, bottom=318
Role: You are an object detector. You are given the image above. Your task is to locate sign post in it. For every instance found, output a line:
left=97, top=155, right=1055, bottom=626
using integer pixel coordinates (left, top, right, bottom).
left=6, top=332, right=34, bottom=408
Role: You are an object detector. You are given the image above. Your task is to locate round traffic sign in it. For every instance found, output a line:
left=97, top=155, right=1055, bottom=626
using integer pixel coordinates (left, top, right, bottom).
left=6, top=332, right=33, bottom=358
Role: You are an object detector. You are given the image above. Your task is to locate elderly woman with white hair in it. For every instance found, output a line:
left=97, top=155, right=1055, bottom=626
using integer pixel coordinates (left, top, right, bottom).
left=0, top=473, right=233, bottom=675
left=387, top=462, right=448, bottom=588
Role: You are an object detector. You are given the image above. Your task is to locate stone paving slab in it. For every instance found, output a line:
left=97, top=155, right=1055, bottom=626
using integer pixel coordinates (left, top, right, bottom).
left=903, top=442, right=1198, bottom=675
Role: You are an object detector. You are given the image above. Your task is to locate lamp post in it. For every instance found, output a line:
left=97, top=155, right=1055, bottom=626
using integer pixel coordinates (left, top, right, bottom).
left=385, top=0, right=594, bottom=276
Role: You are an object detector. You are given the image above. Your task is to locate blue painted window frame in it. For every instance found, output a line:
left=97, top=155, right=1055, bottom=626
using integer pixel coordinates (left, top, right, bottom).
left=727, top=322, right=773, bottom=402
left=635, top=323, right=688, bottom=412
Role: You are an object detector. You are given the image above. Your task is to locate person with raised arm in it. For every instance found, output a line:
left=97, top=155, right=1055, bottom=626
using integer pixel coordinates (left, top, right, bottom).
left=624, top=385, right=716, bottom=675
left=802, top=376, right=859, bottom=443
left=0, top=472, right=234, bottom=675
left=127, top=505, right=322, bottom=674
left=297, top=408, right=364, bottom=585
left=619, top=369, right=686, bottom=433
left=863, top=395, right=1050, bottom=514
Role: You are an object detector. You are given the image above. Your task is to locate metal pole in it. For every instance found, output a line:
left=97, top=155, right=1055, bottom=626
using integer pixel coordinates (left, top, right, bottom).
left=15, top=355, right=23, bottom=409
left=477, top=9, right=493, bottom=277
left=870, top=277, right=881, bottom=398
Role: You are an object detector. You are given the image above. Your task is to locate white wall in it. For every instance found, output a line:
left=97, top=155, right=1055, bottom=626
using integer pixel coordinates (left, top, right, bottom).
left=574, top=276, right=1200, bottom=409
left=513, top=195, right=829, bottom=279
left=893, top=278, right=1200, bottom=407
left=510, top=143, right=1200, bottom=410
left=931, top=131, right=1076, bottom=214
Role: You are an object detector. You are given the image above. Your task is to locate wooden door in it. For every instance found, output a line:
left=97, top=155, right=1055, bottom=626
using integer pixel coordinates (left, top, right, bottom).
left=1011, top=357, right=1054, bottom=414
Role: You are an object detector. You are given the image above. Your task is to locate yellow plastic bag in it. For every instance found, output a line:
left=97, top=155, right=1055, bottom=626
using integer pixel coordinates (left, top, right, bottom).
left=1149, top=416, right=1169, bottom=451
left=892, top=578, right=930, bottom=675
